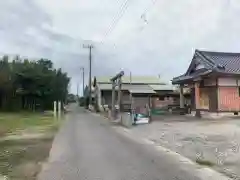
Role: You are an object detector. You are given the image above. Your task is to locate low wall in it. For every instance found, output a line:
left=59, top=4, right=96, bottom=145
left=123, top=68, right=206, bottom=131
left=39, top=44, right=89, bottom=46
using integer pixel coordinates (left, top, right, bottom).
left=120, top=113, right=133, bottom=128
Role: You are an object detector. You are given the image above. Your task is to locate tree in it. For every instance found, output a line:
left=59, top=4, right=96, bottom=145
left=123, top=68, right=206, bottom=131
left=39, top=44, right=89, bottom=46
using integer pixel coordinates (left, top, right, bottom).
left=0, top=55, right=70, bottom=111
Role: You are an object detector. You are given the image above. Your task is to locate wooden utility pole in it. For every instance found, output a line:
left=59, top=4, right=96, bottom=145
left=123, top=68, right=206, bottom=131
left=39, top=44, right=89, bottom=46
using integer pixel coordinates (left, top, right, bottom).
left=83, top=44, right=94, bottom=106
left=80, top=67, right=85, bottom=96
left=77, top=82, right=79, bottom=97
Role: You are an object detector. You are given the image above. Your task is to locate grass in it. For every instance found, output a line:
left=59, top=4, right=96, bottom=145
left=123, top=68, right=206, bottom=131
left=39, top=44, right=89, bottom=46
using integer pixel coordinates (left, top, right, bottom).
left=196, top=159, right=215, bottom=167
left=0, top=113, right=58, bottom=137
left=0, top=112, right=61, bottom=179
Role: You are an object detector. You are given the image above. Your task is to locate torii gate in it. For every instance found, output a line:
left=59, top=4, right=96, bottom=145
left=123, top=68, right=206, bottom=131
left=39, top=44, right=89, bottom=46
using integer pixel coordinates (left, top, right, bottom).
left=110, top=71, right=124, bottom=119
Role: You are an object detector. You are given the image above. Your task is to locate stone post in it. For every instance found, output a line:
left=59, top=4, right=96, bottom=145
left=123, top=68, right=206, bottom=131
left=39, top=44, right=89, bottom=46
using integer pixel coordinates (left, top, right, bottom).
left=54, top=101, right=57, bottom=118
left=98, top=88, right=102, bottom=111
left=58, top=101, right=61, bottom=118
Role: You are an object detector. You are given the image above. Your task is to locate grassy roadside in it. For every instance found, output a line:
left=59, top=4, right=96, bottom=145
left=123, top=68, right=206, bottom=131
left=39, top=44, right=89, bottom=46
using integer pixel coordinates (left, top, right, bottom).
left=0, top=113, right=62, bottom=180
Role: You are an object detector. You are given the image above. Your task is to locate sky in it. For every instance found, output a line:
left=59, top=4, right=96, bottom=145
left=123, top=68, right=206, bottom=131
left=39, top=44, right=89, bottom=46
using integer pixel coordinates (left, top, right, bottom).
left=0, top=0, right=240, bottom=94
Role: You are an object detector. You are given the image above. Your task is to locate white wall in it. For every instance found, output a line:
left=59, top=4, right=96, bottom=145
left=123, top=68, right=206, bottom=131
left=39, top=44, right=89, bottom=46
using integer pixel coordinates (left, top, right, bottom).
left=218, top=78, right=238, bottom=86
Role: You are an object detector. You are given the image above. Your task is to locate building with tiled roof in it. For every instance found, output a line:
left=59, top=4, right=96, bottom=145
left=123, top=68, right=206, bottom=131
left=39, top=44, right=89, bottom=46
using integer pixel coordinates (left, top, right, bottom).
left=172, top=49, right=240, bottom=115
left=94, top=75, right=176, bottom=112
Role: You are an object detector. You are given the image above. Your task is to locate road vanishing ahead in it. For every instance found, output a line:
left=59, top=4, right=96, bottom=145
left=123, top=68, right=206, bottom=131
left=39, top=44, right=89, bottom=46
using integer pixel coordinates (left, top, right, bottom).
left=38, top=105, right=229, bottom=180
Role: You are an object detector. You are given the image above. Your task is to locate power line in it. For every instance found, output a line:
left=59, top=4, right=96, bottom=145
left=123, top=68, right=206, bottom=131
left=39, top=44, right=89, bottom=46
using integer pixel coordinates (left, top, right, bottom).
left=100, top=0, right=158, bottom=47
left=140, top=0, right=158, bottom=26
left=97, top=0, right=158, bottom=55
left=100, top=0, right=132, bottom=43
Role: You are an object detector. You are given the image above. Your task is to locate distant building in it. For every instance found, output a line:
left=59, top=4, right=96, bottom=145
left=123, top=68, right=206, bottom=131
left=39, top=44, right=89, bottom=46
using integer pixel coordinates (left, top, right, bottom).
left=94, top=76, right=176, bottom=112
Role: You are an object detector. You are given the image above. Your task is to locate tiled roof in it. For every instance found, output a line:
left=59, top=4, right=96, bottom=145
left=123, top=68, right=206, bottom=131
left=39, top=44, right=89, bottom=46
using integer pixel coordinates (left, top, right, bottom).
left=172, top=69, right=212, bottom=84
left=98, top=83, right=174, bottom=91
left=97, top=83, right=156, bottom=94
left=172, top=50, right=240, bottom=84
left=197, top=50, right=240, bottom=74
left=127, top=84, right=156, bottom=94
left=96, top=76, right=166, bottom=84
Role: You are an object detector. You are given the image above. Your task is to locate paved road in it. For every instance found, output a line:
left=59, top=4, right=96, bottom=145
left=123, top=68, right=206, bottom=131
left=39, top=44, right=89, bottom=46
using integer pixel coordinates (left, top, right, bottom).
left=38, top=106, right=229, bottom=180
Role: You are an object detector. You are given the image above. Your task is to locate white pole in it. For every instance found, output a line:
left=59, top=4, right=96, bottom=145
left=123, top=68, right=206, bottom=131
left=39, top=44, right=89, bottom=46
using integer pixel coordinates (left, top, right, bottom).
left=130, top=72, right=134, bottom=123
left=54, top=101, right=57, bottom=118
left=130, top=71, right=132, bottom=109
left=58, top=101, right=61, bottom=118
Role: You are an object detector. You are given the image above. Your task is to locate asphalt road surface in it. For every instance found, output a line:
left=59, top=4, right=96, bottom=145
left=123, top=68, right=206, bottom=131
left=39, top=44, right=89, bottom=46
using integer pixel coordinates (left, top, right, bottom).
left=38, top=105, right=229, bottom=180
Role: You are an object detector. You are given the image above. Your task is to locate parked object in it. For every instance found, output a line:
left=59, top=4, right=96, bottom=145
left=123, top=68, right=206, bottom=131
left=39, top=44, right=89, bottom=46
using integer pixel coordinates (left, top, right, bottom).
left=133, top=113, right=149, bottom=125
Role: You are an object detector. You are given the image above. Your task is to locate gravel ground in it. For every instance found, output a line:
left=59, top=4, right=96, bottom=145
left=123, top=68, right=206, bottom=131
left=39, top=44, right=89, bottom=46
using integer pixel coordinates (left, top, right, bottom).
left=130, top=117, right=240, bottom=179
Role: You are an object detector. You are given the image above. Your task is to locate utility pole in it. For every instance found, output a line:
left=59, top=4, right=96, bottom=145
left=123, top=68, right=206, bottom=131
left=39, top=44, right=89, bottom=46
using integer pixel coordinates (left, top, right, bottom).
left=83, top=44, right=94, bottom=107
left=77, top=82, right=79, bottom=97
left=80, top=67, right=85, bottom=97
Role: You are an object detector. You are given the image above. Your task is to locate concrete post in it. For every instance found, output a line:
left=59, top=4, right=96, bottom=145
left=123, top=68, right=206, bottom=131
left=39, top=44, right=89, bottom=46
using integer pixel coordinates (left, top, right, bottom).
left=111, top=82, right=116, bottom=118
left=58, top=101, right=61, bottom=118
left=117, top=78, right=122, bottom=114
left=180, top=85, right=184, bottom=109
left=54, top=101, right=57, bottom=118
left=98, top=87, right=102, bottom=111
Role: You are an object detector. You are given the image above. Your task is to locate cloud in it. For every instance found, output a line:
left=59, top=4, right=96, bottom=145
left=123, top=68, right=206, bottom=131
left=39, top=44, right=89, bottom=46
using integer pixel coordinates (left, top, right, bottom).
left=1, top=0, right=240, bottom=94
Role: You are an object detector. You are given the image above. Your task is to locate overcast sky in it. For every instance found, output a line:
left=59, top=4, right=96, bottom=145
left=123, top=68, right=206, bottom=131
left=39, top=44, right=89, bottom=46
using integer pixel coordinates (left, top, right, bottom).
left=0, top=0, right=240, bottom=94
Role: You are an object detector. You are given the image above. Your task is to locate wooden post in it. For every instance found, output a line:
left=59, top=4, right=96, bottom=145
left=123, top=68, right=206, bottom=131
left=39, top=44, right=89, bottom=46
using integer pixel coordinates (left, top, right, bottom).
left=195, top=82, right=200, bottom=109
left=195, top=82, right=201, bottom=118
left=180, top=85, right=184, bottom=108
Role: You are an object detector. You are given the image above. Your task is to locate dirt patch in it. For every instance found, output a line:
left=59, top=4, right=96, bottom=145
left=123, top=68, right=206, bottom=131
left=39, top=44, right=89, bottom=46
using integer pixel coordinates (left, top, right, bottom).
left=0, top=113, right=62, bottom=179
left=0, top=136, right=54, bottom=180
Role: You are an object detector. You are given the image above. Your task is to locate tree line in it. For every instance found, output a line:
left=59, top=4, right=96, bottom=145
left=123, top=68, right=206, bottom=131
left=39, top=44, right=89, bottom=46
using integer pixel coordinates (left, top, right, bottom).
left=0, top=55, right=70, bottom=111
